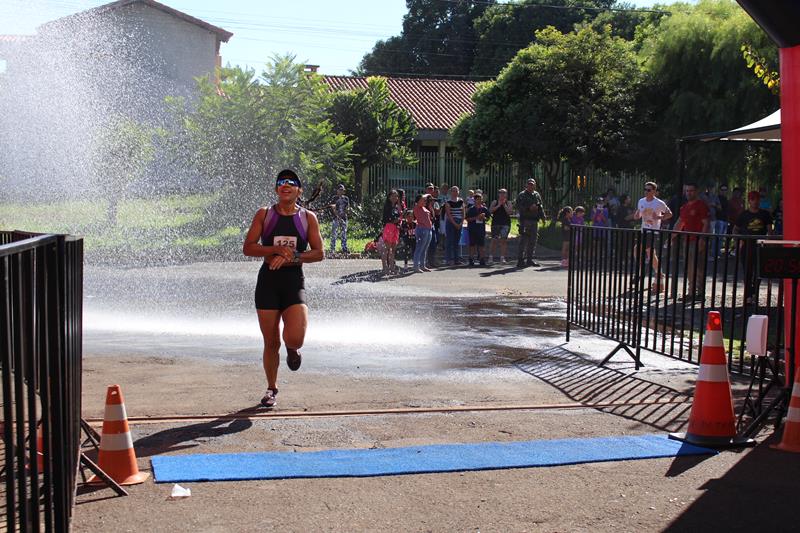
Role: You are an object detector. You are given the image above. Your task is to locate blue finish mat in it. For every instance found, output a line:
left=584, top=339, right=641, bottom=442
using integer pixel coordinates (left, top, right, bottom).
left=151, top=434, right=716, bottom=483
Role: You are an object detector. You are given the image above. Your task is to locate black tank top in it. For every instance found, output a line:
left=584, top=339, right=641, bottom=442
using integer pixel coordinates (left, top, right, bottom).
left=492, top=201, right=511, bottom=226
left=262, top=213, right=308, bottom=253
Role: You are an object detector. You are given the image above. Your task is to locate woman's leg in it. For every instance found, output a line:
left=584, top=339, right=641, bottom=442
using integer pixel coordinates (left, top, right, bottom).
left=257, top=310, right=282, bottom=390
left=454, top=226, right=462, bottom=262
left=444, top=224, right=453, bottom=263
left=281, top=304, right=308, bottom=354
left=421, top=229, right=433, bottom=267
left=388, top=243, right=397, bottom=271
left=413, top=228, right=425, bottom=269
left=500, top=237, right=508, bottom=258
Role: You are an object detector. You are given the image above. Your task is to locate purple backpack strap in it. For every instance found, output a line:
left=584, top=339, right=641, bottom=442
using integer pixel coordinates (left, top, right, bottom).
left=292, top=208, right=309, bottom=242
left=262, top=204, right=279, bottom=241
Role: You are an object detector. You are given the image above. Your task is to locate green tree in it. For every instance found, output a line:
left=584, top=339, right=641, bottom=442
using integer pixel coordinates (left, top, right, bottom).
left=92, top=115, right=156, bottom=226
left=358, top=0, right=494, bottom=78
left=471, top=0, right=615, bottom=77
left=636, top=0, right=779, bottom=188
left=166, top=55, right=353, bottom=225
left=452, top=25, right=642, bottom=208
left=741, top=43, right=779, bottom=94
left=326, top=77, right=418, bottom=201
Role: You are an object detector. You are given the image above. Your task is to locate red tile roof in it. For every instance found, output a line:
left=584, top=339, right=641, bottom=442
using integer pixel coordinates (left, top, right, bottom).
left=40, top=0, right=233, bottom=42
left=323, top=76, right=478, bottom=131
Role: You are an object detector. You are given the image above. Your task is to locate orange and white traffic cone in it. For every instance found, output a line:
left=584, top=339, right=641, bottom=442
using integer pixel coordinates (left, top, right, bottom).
left=670, top=311, right=755, bottom=448
left=88, top=385, right=150, bottom=485
left=772, top=371, right=800, bottom=453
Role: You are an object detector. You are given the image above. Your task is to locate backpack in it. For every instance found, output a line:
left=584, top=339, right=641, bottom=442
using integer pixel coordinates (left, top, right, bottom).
left=262, top=204, right=309, bottom=241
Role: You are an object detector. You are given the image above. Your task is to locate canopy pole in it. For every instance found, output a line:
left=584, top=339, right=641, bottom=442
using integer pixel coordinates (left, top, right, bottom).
left=781, top=44, right=800, bottom=378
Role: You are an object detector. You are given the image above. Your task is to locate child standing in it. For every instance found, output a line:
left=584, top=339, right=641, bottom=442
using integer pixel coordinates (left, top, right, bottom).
left=381, top=190, right=402, bottom=276
left=571, top=206, right=585, bottom=226
left=557, top=206, right=573, bottom=268
left=572, top=206, right=586, bottom=249
left=466, top=192, right=490, bottom=266
left=400, top=210, right=416, bottom=268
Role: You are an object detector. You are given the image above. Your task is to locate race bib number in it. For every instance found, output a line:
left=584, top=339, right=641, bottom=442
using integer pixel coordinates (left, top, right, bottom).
left=274, top=236, right=297, bottom=250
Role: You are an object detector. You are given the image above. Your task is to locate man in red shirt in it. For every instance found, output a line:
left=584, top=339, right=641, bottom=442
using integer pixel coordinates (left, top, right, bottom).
left=674, top=182, right=710, bottom=300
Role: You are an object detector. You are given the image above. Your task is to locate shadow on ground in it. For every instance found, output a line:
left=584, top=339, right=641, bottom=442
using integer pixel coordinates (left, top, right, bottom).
left=514, top=345, right=692, bottom=433
left=131, top=408, right=256, bottom=457
left=664, top=432, right=800, bottom=531
left=332, top=269, right=414, bottom=285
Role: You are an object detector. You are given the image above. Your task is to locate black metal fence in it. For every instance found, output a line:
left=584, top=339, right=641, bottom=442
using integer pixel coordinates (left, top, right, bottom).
left=1, top=231, right=84, bottom=532
left=567, top=225, right=785, bottom=380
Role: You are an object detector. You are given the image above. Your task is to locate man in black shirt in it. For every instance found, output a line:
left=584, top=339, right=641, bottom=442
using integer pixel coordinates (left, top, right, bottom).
left=488, top=188, right=513, bottom=263
left=735, top=191, right=773, bottom=304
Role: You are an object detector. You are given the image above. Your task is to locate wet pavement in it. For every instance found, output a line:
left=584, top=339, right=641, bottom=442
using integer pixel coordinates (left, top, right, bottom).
left=84, top=259, right=569, bottom=376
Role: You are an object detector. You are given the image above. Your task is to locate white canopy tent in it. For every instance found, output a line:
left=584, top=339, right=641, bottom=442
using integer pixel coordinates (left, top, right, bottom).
left=681, top=109, right=781, bottom=143
left=676, top=109, right=781, bottom=195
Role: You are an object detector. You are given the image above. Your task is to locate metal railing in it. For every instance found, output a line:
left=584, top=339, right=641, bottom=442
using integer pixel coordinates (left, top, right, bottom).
left=366, top=153, right=645, bottom=207
left=1, top=230, right=84, bottom=532
left=567, top=225, right=785, bottom=380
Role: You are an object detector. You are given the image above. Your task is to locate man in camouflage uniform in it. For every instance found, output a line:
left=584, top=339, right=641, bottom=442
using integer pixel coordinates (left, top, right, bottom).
left=516, top=178, right=545, bottom=267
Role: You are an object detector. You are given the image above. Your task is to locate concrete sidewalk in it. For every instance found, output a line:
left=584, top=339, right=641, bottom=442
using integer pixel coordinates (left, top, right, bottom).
left=72, top=258, right=798, bottom=533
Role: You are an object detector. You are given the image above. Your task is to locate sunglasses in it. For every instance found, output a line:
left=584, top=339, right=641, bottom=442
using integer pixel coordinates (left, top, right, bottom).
left=644, top=188, right=654, bottom=192
left=276, top=178, right=300, bottom=187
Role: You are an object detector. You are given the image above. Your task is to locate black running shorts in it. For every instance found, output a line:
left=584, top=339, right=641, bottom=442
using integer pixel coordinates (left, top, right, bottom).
left=255, top=263, right=306, bottom=311
left=468, top=226, right=486, bottom=247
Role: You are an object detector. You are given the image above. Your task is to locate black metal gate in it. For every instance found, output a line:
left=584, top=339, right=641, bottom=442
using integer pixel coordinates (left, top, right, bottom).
left=567, top=225, right=785, bottom=379
left=1, top=231, right=84, bottom=532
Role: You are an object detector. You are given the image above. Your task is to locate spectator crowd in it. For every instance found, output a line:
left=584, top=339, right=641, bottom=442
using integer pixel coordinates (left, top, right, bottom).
left=322, top=178, right=783, bottom=282
left=355, top=179, right=547, bottom=276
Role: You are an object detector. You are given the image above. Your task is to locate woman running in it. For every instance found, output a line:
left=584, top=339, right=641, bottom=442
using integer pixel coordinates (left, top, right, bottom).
left=243, top=169, right=324, bottom=408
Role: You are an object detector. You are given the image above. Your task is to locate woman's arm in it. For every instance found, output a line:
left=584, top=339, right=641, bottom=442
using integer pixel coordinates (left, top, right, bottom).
left=299, top=211, right=325, bottom=264
left=243, top=208, right=293, bottom=260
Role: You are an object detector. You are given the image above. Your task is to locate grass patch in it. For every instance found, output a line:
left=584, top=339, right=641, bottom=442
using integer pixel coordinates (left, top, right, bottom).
left=1, top=193, right=235, bottom=256
left=0, top=199, right=104, bottom=232
left=3, top=195, right=542, bottom=260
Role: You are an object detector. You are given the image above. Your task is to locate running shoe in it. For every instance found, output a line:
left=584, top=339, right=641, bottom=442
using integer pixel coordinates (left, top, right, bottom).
left=260, top=388, right=278, bottom=408
left=287, top=348, right=302, bottom=371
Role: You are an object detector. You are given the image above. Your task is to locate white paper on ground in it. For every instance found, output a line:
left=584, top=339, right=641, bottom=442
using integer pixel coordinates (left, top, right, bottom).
left=168, top=484, right=191, bottom=500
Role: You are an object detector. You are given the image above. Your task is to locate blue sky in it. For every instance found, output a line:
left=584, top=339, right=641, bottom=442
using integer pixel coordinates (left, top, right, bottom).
left=1, top=0, right=675, bottom=75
